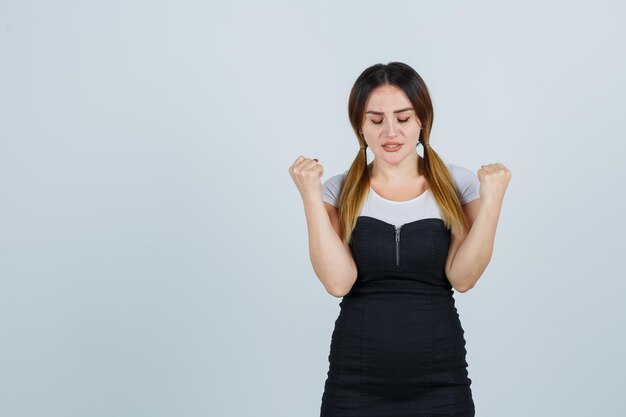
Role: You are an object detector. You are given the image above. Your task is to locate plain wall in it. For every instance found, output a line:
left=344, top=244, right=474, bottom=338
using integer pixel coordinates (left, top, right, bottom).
left=1, top=0, right=625, bottom=416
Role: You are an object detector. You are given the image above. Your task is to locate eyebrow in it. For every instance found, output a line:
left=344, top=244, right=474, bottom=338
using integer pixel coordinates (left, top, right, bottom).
left=365, top=108, right=414, bottom=115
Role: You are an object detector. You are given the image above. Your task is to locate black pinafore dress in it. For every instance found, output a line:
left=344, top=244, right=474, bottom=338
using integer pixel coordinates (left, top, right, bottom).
left=320, top=215, right=475, bottom=417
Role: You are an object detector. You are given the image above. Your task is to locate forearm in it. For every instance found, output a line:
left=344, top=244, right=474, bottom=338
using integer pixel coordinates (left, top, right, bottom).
left=303, top=197, right=357, bottom=296
left=450, top=198, right=503, bottom=290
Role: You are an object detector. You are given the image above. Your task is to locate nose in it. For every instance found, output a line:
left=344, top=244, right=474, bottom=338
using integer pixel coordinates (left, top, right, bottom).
left=383, top=118, right=398, bottom=137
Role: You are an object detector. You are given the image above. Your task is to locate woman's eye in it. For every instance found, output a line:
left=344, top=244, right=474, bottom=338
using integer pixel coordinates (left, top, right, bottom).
left=371, top=118, right=411, bottom=125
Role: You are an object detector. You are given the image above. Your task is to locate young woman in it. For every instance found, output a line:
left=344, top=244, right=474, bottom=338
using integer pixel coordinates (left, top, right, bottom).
left=288, top=62, right=511, bottom=416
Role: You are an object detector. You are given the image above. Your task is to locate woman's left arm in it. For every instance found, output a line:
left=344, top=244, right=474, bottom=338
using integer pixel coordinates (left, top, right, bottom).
left=445, top=163, right=512, bottom=292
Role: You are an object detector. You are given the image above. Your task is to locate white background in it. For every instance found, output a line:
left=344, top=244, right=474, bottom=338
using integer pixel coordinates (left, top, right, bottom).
left=1, top=0, right=625, bottom=416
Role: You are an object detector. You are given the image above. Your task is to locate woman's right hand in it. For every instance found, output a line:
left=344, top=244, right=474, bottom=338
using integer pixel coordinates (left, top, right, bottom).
left=288, top=155, right=324, bottom=202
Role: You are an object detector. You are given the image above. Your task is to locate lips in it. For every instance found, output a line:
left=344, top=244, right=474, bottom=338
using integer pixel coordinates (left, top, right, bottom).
left=382, top=143, right=403, bottom=152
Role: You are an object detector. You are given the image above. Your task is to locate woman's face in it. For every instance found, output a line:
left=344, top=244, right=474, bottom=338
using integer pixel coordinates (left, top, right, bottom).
left=361, top=84, right=422, bottom=165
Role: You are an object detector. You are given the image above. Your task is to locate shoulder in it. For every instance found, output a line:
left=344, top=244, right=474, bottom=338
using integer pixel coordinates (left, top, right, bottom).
left=322, top=170, right=348, bottom=186
left=445, top=163, right=480, bottom=205
left=322, top=170, right=349, bottom=208
left=446, top=163, right=475, bottom=180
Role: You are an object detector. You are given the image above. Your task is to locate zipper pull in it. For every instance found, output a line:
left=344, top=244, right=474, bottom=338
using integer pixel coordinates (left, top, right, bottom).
left=395, top=226, right=401, bottom=265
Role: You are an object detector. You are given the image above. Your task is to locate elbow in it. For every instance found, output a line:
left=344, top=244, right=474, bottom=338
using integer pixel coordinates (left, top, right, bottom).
left=455, top=285, right=471, bottom=293
left=454, top=279, right=476, bottom=293
left=326, top=288, right=345, bottom=298
left=327, top=284, right=350, bottom=298
left=323, top=265, right=358, bottom=298
left=324, top=267, right=358, bottom=298
left=326, top=277, right=356, bottom=298
left=449, top=268, right=482, bottom=293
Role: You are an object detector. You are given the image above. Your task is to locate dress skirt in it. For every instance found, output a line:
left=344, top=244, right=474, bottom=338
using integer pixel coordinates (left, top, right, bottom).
left=320, top=216, right=475, bottom=416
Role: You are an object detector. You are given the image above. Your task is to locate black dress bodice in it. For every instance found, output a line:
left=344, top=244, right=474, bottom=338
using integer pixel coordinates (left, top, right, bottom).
left=347, top=216, right=453, bottom=296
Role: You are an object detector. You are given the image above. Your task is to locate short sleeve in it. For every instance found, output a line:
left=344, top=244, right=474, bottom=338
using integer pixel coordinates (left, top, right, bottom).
left=322, top=172, right=347, bottom=208
left=447, top=163, right=480, bottom=204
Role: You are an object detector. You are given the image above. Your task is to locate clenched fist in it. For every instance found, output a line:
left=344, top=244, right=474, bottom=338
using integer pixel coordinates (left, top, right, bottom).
left=477, top=163, right=511, bottom=203
left=288, top=155, right=324, bottom=202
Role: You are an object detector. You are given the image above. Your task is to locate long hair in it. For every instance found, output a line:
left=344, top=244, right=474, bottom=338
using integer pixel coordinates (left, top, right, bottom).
left=338, top=62, right=471, bottom=245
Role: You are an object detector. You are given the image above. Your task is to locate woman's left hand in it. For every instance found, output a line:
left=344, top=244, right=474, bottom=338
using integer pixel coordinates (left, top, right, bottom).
left=477, top=163, right=511, bottom=203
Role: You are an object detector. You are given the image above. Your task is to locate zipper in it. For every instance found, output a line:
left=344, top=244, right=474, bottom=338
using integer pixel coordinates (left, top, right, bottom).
left=395, top=225, right=402, bottom=265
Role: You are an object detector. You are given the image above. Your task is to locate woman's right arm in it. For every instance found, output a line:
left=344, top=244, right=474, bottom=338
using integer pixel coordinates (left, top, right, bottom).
left=288, top=155, right=357, bottom=297
left=302, top=196, right=357, bottom=297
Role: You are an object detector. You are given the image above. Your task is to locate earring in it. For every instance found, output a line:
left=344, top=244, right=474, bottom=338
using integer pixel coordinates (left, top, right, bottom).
left=416, top=141, right=425, bottom=158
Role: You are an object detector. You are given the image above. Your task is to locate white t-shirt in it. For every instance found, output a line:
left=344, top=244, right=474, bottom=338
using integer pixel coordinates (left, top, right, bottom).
left=322, top=163, right=480, bottom=228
